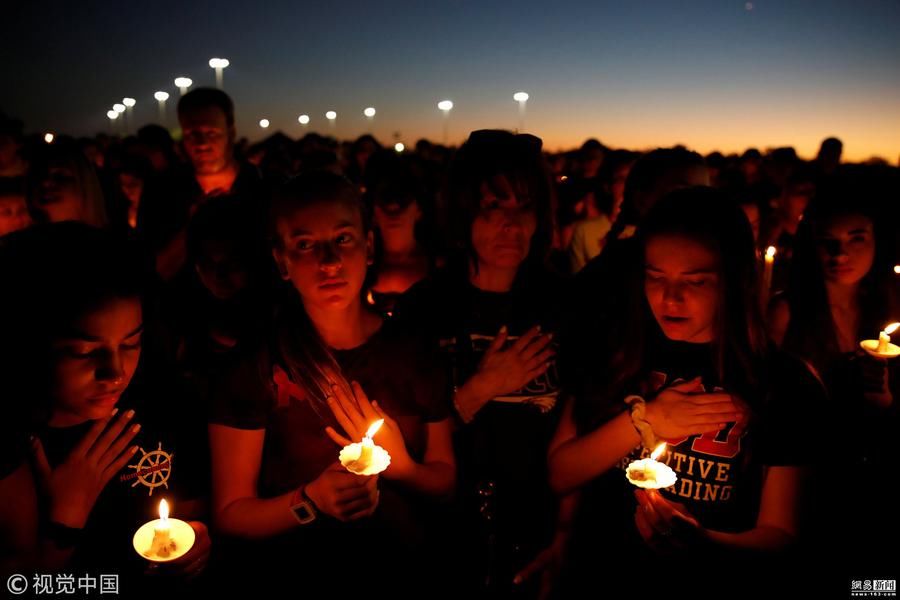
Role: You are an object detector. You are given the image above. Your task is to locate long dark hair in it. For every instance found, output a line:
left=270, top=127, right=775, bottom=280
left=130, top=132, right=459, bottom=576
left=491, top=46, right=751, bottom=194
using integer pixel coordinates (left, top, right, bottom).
left=782, top=177, right=898, bottom=374
left=575, top=187, right=768, bottom=429
left=268, top=171, right=370, bottom=415
left=445, top=129, right=556, bottom=277
left=0, top=222, right=145, bottom=428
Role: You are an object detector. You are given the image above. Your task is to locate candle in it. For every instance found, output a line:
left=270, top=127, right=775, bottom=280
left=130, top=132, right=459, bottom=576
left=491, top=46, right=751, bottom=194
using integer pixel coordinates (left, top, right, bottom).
left=133, top=499, right=195, bottom=562
left=339, top=419, right=391, bottom=476
left=763, top=246, right=776, bottom=296
left=860, top=321, right=900, bottom=359
left=626, top=443, right=678, bottom=490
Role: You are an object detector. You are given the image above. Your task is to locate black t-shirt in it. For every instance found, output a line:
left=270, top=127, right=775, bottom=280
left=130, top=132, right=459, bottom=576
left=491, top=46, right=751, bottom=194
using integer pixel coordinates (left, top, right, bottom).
left=565, top=335, right=824, bottom=592
left=14, top=384, right=209, bottom=594
left=137, top=162, right=266, bottom=254
left=393, top=263, right=567, bottom=591
left=207, top=316, right=448, bottom=592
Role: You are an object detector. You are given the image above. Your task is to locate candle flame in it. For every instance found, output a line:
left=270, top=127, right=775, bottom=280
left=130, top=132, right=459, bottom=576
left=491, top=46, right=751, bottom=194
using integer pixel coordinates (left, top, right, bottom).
left=894, top=265, right=900, bottom=274
left=159, top=499, right=169, bottom=521
left=365, top=419, right=384, bottom=439
left=650, top=442, right=667, bottom=461
left=366, top=290, right=375, bottom=305
left=885, top=322, right=900, bottom=335
left=765, top=246, right=776, bottom=259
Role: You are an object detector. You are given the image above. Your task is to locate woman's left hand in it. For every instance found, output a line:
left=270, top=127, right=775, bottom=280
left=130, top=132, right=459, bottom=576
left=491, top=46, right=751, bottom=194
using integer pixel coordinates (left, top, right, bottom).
left=634, top=489, right=708, bottom=554
left=325, top=381, right=414, bottom=478
left=145, top=521, right=211, bottom=580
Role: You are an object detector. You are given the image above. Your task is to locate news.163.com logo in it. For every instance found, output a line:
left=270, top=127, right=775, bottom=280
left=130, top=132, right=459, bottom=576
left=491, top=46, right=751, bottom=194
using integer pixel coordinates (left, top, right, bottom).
left=851, top=580, right=897, bottom=598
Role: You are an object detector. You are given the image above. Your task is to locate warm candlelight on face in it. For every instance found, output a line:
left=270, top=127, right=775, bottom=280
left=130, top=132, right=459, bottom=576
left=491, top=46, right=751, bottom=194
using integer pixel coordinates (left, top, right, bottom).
left=339, top=419, right=391, bottom=476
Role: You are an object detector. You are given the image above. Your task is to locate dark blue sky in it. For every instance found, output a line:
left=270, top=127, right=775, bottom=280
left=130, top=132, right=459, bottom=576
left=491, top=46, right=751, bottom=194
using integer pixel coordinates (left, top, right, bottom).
left=3, top=0, right=899, bottom=160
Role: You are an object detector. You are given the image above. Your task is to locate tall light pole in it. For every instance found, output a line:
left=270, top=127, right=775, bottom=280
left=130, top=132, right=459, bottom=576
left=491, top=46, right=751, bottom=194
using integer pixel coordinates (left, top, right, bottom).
left=513, top=91, right=529, bottom=132
left=438, top=100, right=453, bottom=145
left=208, top=58, right=229, bottom=89
left=107, top=110, right=119, bottom=135
left=174, top=77, right=193, bottom=96
left=112, top=103, right=126, bottom=137
left=122, top=97, right=136, bottom=134
left=154, top=91, right=169, bottom=125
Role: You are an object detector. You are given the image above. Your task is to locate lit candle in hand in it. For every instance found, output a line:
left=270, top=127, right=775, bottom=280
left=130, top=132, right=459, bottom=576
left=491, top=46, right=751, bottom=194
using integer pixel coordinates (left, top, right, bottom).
left=626, top=443, right=678, bottom=490
left=340, top=419, right=391, bottom=476
left=133, top=499, right=195, bottom=562
left=860, top=321, right=900, bottom=359
left=763, top=246, right=776, bottom=295
left=150, top=500, right=171, bottom=556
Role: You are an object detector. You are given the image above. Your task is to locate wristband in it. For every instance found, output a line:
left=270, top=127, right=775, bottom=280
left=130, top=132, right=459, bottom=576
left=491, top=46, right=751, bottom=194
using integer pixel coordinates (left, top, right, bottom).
left=290, top=485, right=317, bottom=525
left=624, top=395, right=657, bottom=449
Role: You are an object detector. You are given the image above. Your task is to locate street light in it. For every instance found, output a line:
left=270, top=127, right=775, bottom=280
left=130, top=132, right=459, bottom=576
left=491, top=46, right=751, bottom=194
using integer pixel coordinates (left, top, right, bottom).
left=438, top=100, right=453, bottom=144
left=122, top=98, right=136, bottom=134
left=174, top=77, right=193, bottom=96
left=44, top=133, right=54, bottom=144
left=107, top=110, right=119, bottom=135
left=208, top=58, right=230, bottom=89
left=394, top=142, right=405, bottom=153
left=298, top=114, right=310, bottom=125
left=326, top=111, right=337, bottom=130
left=113, top=103, right=125, bottom=134
left=259, top=119, right=270, bottom=129
left=513, top=91, right=529, bottom=131
left=363, top=107, right=376, bottom=118
left=154, top=91, right=169, bottom=124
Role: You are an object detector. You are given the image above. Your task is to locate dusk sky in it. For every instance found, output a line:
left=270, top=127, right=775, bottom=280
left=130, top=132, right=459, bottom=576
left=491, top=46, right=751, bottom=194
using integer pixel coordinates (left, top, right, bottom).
left=3, top=0, right=899, bottom=161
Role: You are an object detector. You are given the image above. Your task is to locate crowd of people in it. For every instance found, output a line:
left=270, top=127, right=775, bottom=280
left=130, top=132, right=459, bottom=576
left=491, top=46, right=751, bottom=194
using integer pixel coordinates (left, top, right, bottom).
left=0, top=88, right=897, bottom=598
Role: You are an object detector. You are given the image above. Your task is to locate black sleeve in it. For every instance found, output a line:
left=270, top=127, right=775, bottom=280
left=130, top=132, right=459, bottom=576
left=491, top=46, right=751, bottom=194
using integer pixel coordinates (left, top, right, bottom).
left=208, top=347, right=273, bottom=430
left=756, top=354, right=827, bottom=466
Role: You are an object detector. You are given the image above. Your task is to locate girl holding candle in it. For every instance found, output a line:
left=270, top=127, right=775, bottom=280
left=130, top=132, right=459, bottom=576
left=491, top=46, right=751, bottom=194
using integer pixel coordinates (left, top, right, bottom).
left=767, top=180, right=899, bottom=573
left=548, top=187, right=825, bottom=594
left=392, top=130, right=569, bottom=598
left=0, top=223, right=211, bottom=583
left=207, top=171, right=455, bottom=595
